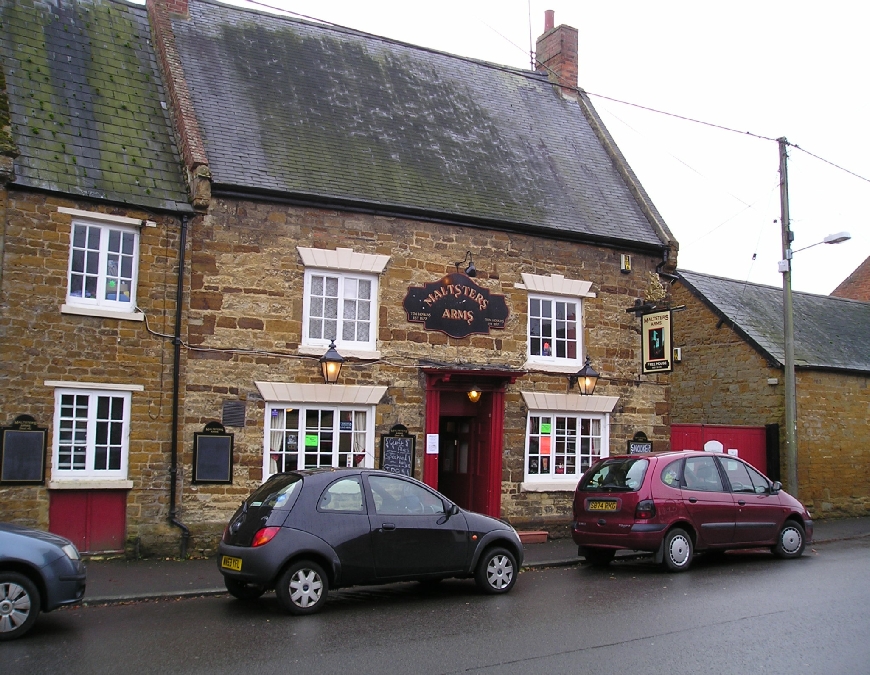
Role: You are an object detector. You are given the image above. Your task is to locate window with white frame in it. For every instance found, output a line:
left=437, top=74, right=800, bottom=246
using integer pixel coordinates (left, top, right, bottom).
left=302, top=269, right=377, bottom=350
left=66, top=219, right=140, bottom=310
left=266, top=405, right=372, bottom=477
left=528, top=295, right=581, bottom=365
left=52, top=388, right=131, bottom=480
left=525, top=412, right=605, bottom=481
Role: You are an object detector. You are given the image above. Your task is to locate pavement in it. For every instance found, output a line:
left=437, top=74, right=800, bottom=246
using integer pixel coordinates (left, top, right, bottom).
left=81, top=516, right=870, bottom=605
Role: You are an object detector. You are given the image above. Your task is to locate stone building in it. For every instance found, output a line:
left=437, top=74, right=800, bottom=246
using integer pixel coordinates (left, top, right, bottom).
left=671, top=270, right=870, bottom=517
left=1, top=0, right=679, bottom=556
left=0, top=0, right=194, bottom=551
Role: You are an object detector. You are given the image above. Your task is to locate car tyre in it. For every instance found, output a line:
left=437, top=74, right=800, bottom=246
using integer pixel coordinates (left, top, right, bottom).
left=475, top=547, right=517, bottom=594
left=224, top=578, right=266, bottom=601
left=583, top=548, right=615, bottom=568
left=276, top=560, right=329, bottom=615
left=662, top=528, right=693, bottom=572
left=773, top=521, right=806, bottom=559
left=0, top=572, right=41, bottom=641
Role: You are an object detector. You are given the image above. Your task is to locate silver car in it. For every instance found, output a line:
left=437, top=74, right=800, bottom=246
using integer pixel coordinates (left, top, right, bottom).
left=0, top=523, right=87, bottom=640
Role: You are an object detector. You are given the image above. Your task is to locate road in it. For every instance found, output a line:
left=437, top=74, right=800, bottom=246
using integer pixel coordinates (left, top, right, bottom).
left=6, top=538, right=869, bottom=675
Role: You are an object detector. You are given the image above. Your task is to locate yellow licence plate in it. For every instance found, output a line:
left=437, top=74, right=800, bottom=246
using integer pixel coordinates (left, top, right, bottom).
left=588, top=500, right=618, bottom=512
left=221, top=555, right=243, bottom=572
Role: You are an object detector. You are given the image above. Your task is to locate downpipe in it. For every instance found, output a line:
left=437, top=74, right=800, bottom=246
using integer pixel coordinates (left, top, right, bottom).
left=169, top=214, right=190, bottom=558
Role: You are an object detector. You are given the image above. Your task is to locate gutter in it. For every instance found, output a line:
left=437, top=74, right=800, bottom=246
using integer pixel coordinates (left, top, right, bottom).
left=169, top=213, right=190, bottom=558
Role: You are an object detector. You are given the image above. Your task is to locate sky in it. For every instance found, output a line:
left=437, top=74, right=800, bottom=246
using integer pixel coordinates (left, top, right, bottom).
left=162, top=0, right=870, bottom=295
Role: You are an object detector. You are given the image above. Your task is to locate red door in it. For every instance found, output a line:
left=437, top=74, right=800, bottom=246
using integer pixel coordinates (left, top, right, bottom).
left=49, top=490, right=127, bottom=553
left=672, top=424, right=767, bottom=475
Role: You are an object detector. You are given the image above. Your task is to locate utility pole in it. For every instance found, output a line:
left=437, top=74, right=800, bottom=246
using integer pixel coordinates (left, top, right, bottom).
left=778, top=137, right=798, bottom=498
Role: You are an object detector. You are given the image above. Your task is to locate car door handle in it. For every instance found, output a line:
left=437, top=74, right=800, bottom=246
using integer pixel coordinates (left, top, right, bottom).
left=737, top=500, right=746, bottom=506
left=688, top=498, right=698, bottom=503
left=381, top=523, right=396, bottom=531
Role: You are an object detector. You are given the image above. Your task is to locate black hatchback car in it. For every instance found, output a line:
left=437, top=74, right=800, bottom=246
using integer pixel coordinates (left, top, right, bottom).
left=218, top=468, right=523, bottom=614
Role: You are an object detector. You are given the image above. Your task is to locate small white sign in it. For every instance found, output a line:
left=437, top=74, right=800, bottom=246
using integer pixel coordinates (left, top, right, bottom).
left=728, top=448, right=739, bottom=456
left=426, top=433, right=439, bottom=455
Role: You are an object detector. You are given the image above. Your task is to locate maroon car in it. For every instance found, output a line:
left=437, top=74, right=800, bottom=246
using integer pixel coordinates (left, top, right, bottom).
left=572, top=450, right=813, bottom=571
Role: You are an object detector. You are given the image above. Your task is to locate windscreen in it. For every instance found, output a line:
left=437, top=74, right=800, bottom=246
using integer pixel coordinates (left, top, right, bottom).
left=579, top=458, right=648, bottom=491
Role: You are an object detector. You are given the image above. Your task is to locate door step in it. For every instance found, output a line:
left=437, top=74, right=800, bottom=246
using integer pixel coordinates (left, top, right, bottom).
left=517, top=530, right=549, bottom=544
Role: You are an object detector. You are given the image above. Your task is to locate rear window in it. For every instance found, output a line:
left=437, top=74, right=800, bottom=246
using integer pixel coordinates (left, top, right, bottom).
left=580, top=458, right=648, bottom=491
left=247, top=474, right=303, bottom=510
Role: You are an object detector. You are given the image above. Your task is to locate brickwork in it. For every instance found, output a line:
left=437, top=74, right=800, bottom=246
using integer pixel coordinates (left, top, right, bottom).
left=671, top=280, right=870, bottom=517
left=831, top=255, right=870, bottom=301
left=174, top=198, right=671, bottom=549
left=0, top=190, right=185, bottom=552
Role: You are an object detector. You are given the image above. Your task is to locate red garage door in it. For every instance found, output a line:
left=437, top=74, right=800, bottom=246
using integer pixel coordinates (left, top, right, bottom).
left=49, top=490, right=127, bottom=553
left=671, top=424, right=767, bottom=475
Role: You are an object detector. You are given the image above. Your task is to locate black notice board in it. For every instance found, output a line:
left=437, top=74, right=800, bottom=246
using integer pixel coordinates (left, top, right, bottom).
left=380, top=432, right=415, bottom=477
left=1, top=425, right=47, bottom=485
left=193, top=432, right=234, bottom=483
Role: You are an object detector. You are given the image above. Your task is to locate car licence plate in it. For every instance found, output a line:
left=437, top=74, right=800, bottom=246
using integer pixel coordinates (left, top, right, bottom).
left=587, top=500, right=618, bottom=512
left=221, top=555, right=243, bottom=572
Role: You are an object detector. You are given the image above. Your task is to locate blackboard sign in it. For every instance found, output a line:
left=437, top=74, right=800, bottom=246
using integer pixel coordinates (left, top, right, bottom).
left=193, top=422, right=234, bottom=483
left=627, top=430, right=653, bottom=454
left=0, top=416, right=47, bottom=485
left=380, top=425, right=415, bottom=476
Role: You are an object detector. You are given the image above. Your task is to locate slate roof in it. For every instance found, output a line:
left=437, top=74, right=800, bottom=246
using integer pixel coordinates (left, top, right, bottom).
left=677, top=269, right=870, bottom=373
left=171, top=0, right=668, bottom=249
left=0, top=0, right=192, bottom=212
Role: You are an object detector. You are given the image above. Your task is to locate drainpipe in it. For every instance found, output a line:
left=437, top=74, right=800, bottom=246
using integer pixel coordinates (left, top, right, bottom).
left=169, top=214, right=190, bottom=558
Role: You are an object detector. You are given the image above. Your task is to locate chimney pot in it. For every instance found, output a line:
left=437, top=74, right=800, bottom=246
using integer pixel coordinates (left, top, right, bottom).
left=544, top=9, right=555, bottom=32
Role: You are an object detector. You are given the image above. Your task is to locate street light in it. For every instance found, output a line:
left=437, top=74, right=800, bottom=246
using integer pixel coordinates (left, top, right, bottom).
left=778, top=139, right=851, bottom=499
left=320, top=340, right=344, bottom=384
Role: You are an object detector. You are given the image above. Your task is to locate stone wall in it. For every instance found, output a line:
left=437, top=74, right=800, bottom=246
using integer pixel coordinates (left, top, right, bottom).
left=176, top=197, right=671, bottom=549
left=0, top=189, right=185, bottom=553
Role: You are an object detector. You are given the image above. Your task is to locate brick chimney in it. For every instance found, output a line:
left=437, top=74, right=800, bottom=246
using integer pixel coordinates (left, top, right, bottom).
left=146, top=0, right=210, bottom=208
left=535, top=10, right=578, bottom=94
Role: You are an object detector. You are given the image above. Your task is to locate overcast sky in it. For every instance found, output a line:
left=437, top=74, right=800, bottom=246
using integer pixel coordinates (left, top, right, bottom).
left=174, top=0, right=870, bottom=295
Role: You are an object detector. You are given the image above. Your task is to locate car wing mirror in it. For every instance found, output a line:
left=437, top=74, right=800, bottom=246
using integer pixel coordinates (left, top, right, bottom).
left=444, top=502, right=460, bottom=518
left=770, top=481, right=782, bottom=494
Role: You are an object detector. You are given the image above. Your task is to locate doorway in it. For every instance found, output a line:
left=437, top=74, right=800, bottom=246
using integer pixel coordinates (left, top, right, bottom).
left=438, top=416, right=475, bottom=510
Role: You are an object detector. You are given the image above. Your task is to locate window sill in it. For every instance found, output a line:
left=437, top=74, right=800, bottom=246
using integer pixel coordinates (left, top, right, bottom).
left=521, top=481, right=579, bottom=492
left=522, top=361, right=583, bottom=374
left=48, top=479, right=134, bottom=490
left=62, top=304, right=144, bottom=322
left=297, top=344, right=381, bottom=360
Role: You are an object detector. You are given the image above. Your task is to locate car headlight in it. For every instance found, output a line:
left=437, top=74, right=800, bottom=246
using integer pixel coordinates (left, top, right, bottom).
left=62, top=543, right=81, bottom=560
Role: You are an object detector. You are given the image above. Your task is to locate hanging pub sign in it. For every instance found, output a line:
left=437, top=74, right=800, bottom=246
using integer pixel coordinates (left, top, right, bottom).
left=0, top=415, right=47, bottom=485
left=402, top=272, right=509, bottom=339
left=641, top=309, right=672, bottom=374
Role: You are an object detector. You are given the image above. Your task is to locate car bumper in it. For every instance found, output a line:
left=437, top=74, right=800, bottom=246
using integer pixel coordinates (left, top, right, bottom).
left=804, top=519, right=814, bottom=543
left=572, top=522, right=668, bottom=552
left=45, top=557, right=87, bottom=611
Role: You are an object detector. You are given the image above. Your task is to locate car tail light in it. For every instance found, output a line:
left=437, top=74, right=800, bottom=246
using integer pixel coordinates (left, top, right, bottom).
left=635, top=500, right=656, bottom=519
left=251, top=526, right=280, bottom=547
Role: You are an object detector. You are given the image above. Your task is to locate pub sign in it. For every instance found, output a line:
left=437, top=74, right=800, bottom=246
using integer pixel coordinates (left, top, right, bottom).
left=403, top=273, right=509, bottom=339
left=641, top=310, right=672, bottom=374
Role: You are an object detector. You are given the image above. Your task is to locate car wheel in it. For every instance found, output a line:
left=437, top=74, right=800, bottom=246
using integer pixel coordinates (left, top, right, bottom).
left=583, top=549, right=615, bottom=568
left=773, top=521, right=806, bottom=559
left=662, top=528, right=693, bottom=572
left=475, top=547, right=517, bottom=594
left=276, top=560, right=329, bottom=615
left=0, top=572, right=41, bottom=641
left=224, top=578, right=266, bottom=601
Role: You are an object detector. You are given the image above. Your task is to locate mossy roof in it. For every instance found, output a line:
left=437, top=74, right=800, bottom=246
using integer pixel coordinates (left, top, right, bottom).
left=173, top=0, right=667, bottom=248
left=678, top=269, right=870, bottom=373
left=0, top=0, right=192, bottom=212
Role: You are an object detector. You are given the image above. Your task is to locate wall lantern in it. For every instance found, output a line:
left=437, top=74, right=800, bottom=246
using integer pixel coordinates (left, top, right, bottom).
left=320, top=340, right=344, bottom=384
left=569, top=356, right=599, bottom=396
left=454, top=251, right=477, bottom=277
left=467, top=387, right=482, bottom=403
